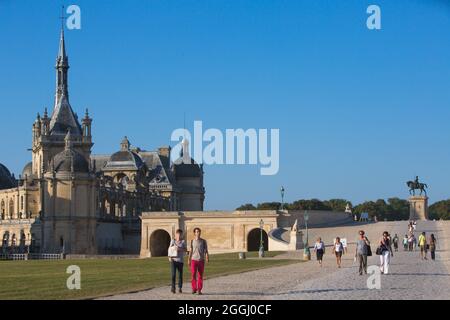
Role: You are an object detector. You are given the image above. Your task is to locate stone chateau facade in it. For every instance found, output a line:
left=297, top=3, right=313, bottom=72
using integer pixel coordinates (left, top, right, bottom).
left=0, top=27, right=205, bottom=255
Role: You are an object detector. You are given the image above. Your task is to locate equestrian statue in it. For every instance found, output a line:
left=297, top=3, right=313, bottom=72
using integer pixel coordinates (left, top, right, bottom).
left=406, top=176, right=428, bottom=196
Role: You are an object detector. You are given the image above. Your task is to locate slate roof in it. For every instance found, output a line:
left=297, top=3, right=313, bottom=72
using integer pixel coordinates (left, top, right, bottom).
left=49, top=95, right=82, bottom=136
left=0, top=163, right=17, bottom=190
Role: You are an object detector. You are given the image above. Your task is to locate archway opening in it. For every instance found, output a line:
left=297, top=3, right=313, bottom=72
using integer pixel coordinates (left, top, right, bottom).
left=150, top=230, right=171, bottom=257
left=247, top=228, right=268, bottom=252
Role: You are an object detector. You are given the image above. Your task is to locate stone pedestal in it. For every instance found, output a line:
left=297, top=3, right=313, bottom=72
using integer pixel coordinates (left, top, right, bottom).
left=409, top=196, right=429, bottom=221
left=289, top=230, right=304, bottom=251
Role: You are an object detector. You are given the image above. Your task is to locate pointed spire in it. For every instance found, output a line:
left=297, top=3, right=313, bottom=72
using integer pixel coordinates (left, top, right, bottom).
left=57, top=5, right=68, bottom=65
left=55, top=8, right=70, bottom=108
left=58, top=28, right=67, bottom=62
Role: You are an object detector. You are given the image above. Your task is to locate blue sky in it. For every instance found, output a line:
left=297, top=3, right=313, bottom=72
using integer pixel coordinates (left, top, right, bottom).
left=1, top=0, right=450, bottom=209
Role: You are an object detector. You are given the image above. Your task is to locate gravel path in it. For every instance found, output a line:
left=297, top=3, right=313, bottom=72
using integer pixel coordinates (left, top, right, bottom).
left=100, top=221, right=450, bottom=300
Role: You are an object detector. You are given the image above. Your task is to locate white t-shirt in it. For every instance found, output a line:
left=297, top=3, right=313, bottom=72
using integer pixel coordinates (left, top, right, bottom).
left=314, top=242, right=325, bottom=250
left=335, top=243, right=344, bottom=252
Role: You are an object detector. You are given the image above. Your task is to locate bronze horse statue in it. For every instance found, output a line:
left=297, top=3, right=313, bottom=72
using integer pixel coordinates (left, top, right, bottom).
left=406, top=180, right=428, bottom=196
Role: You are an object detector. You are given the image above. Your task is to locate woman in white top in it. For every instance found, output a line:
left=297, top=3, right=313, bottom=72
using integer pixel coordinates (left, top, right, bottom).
left=314, top=237, right=325, bottom=267
left=333, top=237, right=344, bottom=268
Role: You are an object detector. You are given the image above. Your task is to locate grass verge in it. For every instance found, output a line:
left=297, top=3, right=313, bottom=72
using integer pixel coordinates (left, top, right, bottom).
left=0, top=251, right=299, bottom=300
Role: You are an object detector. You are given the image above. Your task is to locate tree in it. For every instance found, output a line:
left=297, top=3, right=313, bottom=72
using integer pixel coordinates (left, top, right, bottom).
left=323, top=199, right=351, bottom=212
left=353, top=201, right=379, bottom=219
left=257, top=202, right=281, bottom=210
left=289, top=199, right=332, bottom=211
left=235, top=197, right=450, bottom=221
left=236, top=203, right=257, bottom=211
left=386, top=198, right=409, bottom=221
left=429, top=200, right=450, bottom=220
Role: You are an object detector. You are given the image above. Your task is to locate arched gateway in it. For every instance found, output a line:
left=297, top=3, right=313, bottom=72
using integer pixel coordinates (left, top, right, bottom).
left=247, top=228, right=268, bottom=252
left=150, top=229, right=171, bottom=257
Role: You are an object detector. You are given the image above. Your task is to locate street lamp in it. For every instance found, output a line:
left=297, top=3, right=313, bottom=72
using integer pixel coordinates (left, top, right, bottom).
left=303, top=211, right=311, bottom=261
left=259, top=219, right=265, bottom=258
left=280, top=186, right=285, bottom=211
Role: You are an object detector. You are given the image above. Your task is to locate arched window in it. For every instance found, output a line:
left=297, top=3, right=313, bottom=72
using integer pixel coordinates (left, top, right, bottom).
left=2, top=232, right=9, bottom=247
left=105, top=200, right=111, bottom=215
left=9, top=199, right=15, bottom=219
left=1, top=200, right=5, bottom=220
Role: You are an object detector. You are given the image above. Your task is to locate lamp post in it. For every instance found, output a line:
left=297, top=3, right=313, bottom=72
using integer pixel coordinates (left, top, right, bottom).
left=280, top=186, right=285, bottom=211
left=259, top=219, right=265, bottom=258
left=303, top=211, right=311, bottom=261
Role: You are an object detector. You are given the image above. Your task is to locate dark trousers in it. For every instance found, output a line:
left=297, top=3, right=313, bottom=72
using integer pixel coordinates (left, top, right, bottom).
left=431, top=250, right=436, bottom=260
left=171, top=261, right=184, bottom=289
left=358, top=254, right=368, bottom=274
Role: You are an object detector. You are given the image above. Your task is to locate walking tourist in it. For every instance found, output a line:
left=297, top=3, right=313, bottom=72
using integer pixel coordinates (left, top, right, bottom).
left=418, top=232, right=428, bottom=260
left=408, top=234, right=414, bottom=251
left=403, top=234, right=408, bottom=251
left=168, top=229, right=187, bottom=294
left=333, top=237, right=344, bottom=268
left=408, top=234, right=417, bottom=251
left=314, top=237, right=325, bottom=267
left=188, top=228, right=209, bottom=295
left=378, top=231, right=393, bottom=275
left=412, top=221, right=417, bottom=231
left=429, top=234, right=437, bottom=261
left=392, top=234, right=399, bottom=252
left=355, top=230, right=371, bottom=275
left=408, top=221, right=414, bottom=234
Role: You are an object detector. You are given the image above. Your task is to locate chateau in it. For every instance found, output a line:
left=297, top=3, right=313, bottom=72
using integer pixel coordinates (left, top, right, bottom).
left=0, top=27, right=205, bottom=255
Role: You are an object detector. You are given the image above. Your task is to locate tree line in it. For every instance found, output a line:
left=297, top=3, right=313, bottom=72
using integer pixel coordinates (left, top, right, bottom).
left=236, top=198, right=450, bottom=221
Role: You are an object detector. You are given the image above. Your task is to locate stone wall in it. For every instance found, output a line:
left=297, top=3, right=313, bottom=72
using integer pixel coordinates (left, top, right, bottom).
left=140, top=210, right=351, bottom=257
left=140, top=211, right=278, bottom=257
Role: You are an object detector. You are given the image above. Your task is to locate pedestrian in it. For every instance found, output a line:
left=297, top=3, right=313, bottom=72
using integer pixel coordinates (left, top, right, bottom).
left=429, top=234, right=437, bottom=261
left=408, top=221, right=414, bottom=234
left=314, top=237, right=325, bottom=267
left=418, top=232, right=428, bottom=260
left=392, top=234, right=399, bottom=252
left=355, top=230, right=371, bottom=275
left=188, top=228, right=209, bottom=295
left=408, top=234, right=414, bottom=252
left=413, top=221, right=417, bottom=231
left=403, top=234, right=408, bottom=251
left=168, top=229, right=187, bottom=294
left=333, top=237, right=344, bottom=268
left=378, top=231, right=393, bottom=275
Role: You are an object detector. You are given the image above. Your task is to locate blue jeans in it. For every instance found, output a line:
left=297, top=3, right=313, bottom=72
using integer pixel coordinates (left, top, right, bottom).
left=171, top=261, right=184, bottom=290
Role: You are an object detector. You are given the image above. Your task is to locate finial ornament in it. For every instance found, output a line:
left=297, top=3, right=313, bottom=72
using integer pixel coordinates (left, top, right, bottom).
left=65, top=129, right=73, bottom=150
left=60, top=5, right=65, bottom=30
left=121, top=136, right=130, bottom=151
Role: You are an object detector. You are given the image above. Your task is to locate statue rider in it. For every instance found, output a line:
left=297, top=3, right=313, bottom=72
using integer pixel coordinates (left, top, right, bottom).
left=414, top=176, right=419, bottom=188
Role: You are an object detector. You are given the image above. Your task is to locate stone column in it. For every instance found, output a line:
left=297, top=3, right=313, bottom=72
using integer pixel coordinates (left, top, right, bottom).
left=409, top=196, right=429, bottom=221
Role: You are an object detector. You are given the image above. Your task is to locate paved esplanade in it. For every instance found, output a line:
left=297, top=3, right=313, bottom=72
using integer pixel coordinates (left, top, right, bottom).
left=101, top=221, right=450, bottom=300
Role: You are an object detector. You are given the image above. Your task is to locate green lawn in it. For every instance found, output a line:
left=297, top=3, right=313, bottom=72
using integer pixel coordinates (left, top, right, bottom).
left=0, top=252, right=298, bottom=300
